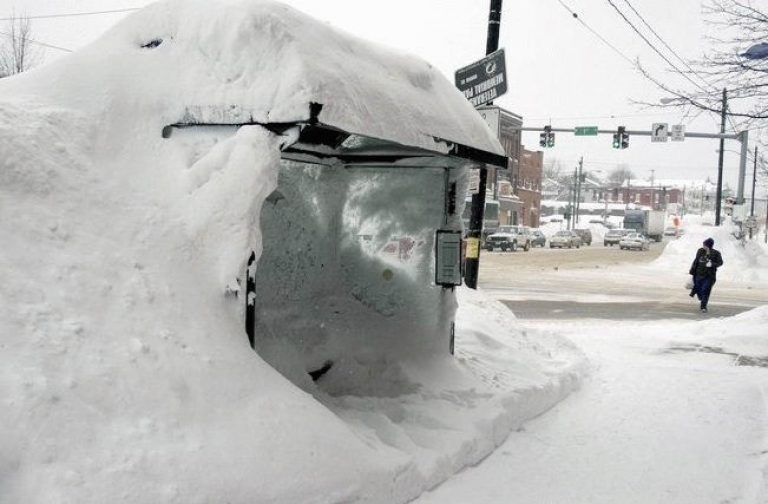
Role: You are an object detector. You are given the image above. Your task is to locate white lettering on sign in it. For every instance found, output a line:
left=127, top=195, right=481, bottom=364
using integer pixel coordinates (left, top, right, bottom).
left=473, top=73, right=505, bottom=94
left=462, top=75, right=505, bottom=101
left=469, top=88, right=498, bottom=106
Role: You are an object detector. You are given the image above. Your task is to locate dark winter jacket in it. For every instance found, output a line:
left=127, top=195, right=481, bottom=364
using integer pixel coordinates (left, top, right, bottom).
left=689, top=247, right=723, bottom=280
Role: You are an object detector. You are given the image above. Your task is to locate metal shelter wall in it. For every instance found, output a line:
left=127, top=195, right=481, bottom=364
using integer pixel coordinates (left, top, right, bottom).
left=250, top=158, right=464, bottom=386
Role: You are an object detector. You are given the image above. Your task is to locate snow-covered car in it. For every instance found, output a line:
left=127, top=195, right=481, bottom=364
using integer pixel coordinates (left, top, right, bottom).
left=549, top=230, right=581, bottom=249
left=530, top=229, right=546, bottom=247
left=604, top=228, right=630, bottom=247
left=619, top=232, right=650, bottom=251
left=485, top=225, right=532, bottom=252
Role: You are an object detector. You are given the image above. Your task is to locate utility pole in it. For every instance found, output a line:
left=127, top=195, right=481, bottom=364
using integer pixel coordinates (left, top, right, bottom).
left=750, top=145, right=757, bottom=239
left=464, top=0, right=502, bottom=289
left=650, top=169, right=655, bottom=209
left=715, top=88, right=727, bottom=226
left=575, top=157, right=584, bottom=226
left=571, top=167, right=578, bottom=230
left=563, top=175, right=573, bottom=229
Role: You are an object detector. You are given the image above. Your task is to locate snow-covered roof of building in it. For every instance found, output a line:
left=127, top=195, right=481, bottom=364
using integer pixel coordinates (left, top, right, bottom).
left=617, top=178, right=717, bottom=190
left=1, top=0, right=503, bottom=161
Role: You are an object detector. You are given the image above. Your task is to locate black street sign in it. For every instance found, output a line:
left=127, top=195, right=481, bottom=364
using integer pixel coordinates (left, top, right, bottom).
left=455, top=48, right=507, bottom=107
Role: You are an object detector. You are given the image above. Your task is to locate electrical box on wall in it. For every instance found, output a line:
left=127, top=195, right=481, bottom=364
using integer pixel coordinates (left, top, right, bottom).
left=435, top=230, right=463, bottom=287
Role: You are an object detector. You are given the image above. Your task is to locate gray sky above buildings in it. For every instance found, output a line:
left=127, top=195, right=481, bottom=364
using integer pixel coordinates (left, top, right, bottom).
left=1, top=0, right=763, bottom=190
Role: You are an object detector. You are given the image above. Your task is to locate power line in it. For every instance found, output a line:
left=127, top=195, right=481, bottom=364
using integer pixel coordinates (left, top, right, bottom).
left=605, top=0, right=746, bottom=132
left=617, top=0, right=741, bottom=133
left=604, top=0, right=711, bottom=96
left=619, top=0, right=705, bottom=85
left=554, top=0, right=705, bottom=107
left=0, top=8, right=140, bottom=22
left=0, top=30, right=72, bottom=52
left=526, top=111, right=695, bottom=122
left=555, top=0, right=636, bottom=67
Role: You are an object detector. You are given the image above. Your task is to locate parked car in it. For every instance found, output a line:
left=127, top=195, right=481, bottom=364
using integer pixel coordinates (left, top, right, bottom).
left=485, top=225, right=532, bottom=252
left=550, top=230, right=582, bottom=249
left=573, top=228, right=593, bottom=246
left=604, top=228, right=631, bottom=247
left=588, top=218, right=605, bottom=225
left=530, top=229, right=547, bottom=248
left=619, top=232, right=650, bottom=251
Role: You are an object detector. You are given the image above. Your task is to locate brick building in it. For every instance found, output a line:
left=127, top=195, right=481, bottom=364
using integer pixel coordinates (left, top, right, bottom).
left=609, top=185, right=684, bottom=209
left=477, top=105, right=524, bottom=225
left=476, top=106, right=543, bottom=227
left=516, top=148, right=543, bottom=227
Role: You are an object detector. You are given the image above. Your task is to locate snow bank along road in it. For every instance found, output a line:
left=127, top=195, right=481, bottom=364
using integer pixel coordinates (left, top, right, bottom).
left=415, top=243, right=768, bottom=503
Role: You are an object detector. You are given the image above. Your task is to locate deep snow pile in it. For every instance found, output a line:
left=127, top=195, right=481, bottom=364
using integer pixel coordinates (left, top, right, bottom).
left=652, top=219, right=768, bottom=284
left=0, top=1, right=584, bottom=503
left=416, top=305, right=768, bottom=504
left=688, top=304, right=768, bottom=359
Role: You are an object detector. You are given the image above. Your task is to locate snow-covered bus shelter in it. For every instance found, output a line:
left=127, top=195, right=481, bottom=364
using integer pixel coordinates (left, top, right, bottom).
left=159, top=2, right=506, bottom=383
left=0, top=3, right=594, bottom=503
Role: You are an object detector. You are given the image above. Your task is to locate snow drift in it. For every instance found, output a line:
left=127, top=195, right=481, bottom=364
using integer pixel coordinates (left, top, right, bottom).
left=0, top=1, right=585, bottom=502
left=653, top=219, right=768, bottom=284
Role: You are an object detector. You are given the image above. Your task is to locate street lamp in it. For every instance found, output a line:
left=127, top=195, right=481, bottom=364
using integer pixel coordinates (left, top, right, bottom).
left=741, top=42, right=768, bottom=60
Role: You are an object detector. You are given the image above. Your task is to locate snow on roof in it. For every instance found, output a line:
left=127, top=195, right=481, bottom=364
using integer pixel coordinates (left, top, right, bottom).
left=0, top=2, right=568, bottom=502
left=618, top=178, right=715, bottom=190
left=0, top=0, right=502, bottom=158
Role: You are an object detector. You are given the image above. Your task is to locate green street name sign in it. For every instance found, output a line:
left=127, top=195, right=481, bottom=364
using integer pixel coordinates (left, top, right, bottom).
left=574, top=126, right=599, bottom=136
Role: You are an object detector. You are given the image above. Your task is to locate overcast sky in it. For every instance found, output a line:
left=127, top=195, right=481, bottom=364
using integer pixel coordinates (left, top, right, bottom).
left=1, top=0, right=764, bottom=191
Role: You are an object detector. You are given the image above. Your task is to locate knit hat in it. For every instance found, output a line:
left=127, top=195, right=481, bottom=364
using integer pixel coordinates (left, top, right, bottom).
left=703, top=238, right=714, bottom=248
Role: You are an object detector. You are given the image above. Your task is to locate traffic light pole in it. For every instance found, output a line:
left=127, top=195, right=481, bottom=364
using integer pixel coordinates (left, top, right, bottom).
left=515, top=125, right=740, bottom=140
left=517, top=125, right=749, bottom=222
left=464, top=0, right=502, bottom=290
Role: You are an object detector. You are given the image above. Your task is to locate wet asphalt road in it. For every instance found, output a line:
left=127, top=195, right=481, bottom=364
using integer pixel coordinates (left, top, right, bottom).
left=500, top=299, right=749, bottom=320
left=479, top=242, right=768, bottom=320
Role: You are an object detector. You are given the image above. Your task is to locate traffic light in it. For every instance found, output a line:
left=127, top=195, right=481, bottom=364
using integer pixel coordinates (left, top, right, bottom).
left=613, top=126, right=629, bottom=149
left=540, top=125, right=555, bottom=148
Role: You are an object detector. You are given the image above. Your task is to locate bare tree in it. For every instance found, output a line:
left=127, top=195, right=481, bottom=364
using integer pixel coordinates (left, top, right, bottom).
left=543, top=159, right=564, bottom=181
left=607, top=166, right=635, bottom=187
left=543, top=159, right=580, bottom=200
left=634, top=1, right=768, bottom=127
left=0, top=14, right=39, bottom=78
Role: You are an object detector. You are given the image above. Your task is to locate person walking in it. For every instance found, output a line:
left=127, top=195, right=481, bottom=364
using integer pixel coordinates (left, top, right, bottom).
left=688, top=237, right=723, bottom=313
